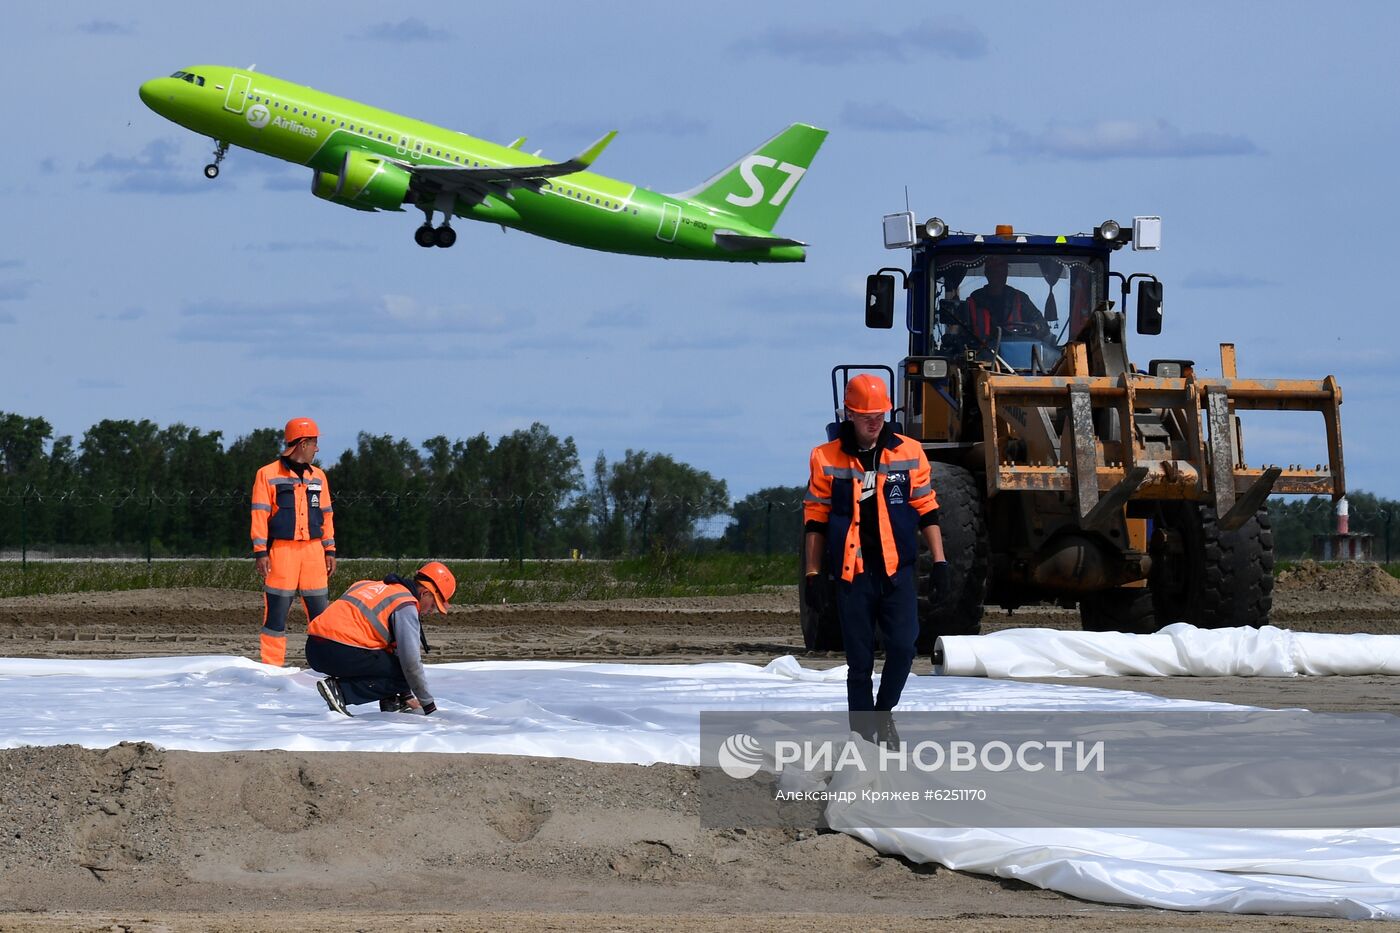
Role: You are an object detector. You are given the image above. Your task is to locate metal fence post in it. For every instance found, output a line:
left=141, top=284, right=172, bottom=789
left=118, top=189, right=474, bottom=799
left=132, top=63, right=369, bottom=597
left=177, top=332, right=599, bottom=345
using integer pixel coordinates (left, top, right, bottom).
left=19, top=487, right=27, bottom=590
left=1385, top=509, right=1393, bottom=566
left=395, top=493, right=403, bottom=572
left=145, top=488, right=154, bottom=570
left=515, top=496, right=525, bottom=566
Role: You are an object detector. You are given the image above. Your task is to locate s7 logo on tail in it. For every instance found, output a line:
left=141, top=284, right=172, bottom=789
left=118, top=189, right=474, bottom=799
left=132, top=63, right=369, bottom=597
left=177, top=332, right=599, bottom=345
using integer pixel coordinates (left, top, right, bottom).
left=726, top=157, right=808, bottom=208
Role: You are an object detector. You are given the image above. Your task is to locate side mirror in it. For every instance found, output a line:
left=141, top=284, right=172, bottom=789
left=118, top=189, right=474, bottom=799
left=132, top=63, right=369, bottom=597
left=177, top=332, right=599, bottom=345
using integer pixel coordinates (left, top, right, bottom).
left=1136, top=280, right=1163, bottom=335
left=865, top=274, right=895, bottom=329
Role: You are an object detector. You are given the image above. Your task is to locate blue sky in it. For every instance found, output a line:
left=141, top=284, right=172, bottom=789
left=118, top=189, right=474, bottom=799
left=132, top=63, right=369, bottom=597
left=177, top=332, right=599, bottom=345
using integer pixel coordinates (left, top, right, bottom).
left=2, top=3, right=1397, bottom=501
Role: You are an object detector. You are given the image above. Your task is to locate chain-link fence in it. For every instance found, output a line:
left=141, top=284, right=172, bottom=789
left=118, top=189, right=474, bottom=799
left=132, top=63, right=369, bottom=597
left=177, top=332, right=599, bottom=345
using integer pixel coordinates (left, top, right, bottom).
left=0, top=488, right=806, bottom=563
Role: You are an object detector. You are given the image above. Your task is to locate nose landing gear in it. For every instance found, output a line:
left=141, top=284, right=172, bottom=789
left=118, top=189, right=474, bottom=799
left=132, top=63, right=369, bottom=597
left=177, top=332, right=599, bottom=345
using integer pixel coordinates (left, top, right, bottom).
left=204, top=140, right=229, bottom=179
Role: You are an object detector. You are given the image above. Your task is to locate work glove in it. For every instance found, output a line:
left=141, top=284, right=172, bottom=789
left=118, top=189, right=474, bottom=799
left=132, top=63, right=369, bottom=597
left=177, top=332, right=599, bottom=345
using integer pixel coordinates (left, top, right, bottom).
left=925, top=561, right=951, bottom=604
left=803, top=574, right=827, bottom=615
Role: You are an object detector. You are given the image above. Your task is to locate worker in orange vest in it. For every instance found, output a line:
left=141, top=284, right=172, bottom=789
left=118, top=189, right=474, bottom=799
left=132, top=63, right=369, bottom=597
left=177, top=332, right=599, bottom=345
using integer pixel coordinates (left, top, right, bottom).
left=250, top=417, right=336, bottom=665
left=309, top=561, right=456, bottom=716
left=966, top=255, right=1050, bottom=341
left=804, top=375, right=948, bottom=717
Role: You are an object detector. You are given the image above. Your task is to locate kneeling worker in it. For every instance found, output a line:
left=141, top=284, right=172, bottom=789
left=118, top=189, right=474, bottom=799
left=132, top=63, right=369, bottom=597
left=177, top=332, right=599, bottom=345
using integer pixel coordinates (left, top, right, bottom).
left=309, top=561, right=456, bottom=717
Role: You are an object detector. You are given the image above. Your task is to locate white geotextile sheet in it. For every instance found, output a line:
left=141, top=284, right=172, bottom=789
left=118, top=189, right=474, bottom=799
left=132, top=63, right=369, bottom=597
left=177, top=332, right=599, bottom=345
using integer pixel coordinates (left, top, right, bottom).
left=1, top=653, right=1398, bottom=919
left=935, top=622, right=1400, bottom=678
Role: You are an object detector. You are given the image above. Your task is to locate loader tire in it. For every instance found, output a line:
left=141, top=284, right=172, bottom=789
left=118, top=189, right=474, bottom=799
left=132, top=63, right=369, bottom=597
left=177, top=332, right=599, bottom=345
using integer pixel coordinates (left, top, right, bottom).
left=798, top=546, right=842, bottom=652
left=1079, top=588, right=1158, bottom=634
left=1151, top=503, right=1275, bottom=629
left=917, top=463, right=988, bottom=652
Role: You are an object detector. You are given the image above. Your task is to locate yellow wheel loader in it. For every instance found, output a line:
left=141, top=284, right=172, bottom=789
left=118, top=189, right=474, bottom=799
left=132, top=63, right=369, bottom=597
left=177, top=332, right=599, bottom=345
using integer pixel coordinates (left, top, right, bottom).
left=799, top=216, right=1344, bottom=652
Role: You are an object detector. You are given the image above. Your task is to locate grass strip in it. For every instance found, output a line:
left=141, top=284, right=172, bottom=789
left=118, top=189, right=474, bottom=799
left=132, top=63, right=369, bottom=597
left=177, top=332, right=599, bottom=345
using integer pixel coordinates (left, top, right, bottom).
left=0, top=553, right=798, bottom=603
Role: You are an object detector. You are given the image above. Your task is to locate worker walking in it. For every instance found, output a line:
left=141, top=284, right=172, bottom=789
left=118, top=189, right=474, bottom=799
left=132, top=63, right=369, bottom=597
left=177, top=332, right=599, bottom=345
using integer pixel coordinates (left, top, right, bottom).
left=250, top=417, right=337, bottom=665
left=309, top=561, right=456, bottom=716
left=803, top=375, right=948, bottom=716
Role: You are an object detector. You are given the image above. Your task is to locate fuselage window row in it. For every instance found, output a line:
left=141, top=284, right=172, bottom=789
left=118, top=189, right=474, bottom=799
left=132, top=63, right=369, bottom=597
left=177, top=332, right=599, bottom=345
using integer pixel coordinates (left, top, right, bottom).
left=251, top=94, right=398, bottom=149
left=242, top=96, right=621, bottom=208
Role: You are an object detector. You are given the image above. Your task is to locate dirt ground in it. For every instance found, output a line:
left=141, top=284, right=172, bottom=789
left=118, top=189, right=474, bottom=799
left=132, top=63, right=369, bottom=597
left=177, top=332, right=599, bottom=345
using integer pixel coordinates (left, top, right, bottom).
left=1, top=562, right=1398, bottom=931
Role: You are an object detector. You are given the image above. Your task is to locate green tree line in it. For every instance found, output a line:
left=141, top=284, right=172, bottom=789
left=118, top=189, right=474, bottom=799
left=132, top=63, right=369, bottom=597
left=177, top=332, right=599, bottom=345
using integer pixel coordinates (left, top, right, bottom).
left=0, top=412, right=808, bottom=559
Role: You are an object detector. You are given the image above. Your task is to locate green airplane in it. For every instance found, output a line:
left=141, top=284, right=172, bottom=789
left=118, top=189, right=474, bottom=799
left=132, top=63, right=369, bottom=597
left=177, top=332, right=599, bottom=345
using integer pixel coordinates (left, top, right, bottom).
left=138, top=66, right=826, bottom=262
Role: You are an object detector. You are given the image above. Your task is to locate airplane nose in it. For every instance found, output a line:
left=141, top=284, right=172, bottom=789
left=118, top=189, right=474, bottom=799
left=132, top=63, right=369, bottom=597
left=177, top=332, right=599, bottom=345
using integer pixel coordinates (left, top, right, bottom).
left=138, top=78, right=169, bottom=112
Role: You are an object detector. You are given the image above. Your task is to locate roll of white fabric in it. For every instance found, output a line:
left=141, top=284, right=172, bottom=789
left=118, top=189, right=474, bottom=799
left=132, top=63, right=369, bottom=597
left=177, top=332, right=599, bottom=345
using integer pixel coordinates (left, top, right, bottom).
left=934, top=623, right=1400, bottom=678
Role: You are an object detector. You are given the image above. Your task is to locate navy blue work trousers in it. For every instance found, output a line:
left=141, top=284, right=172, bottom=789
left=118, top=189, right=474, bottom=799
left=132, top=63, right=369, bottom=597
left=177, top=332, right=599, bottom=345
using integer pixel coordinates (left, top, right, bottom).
left=305, top=634, right=410, bottom=707
left=835, top=566, right=918, bottom=712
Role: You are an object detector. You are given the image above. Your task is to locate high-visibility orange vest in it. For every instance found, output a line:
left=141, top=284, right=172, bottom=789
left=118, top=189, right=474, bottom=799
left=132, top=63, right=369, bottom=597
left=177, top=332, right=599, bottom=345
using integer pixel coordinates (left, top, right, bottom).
left=250, top=458, right=335, bottom=558
left=307, top=580, right=416, bottom=651
left=803, top=430, right=938, bottom=582
left=967, top=291, right=1024, bottom=339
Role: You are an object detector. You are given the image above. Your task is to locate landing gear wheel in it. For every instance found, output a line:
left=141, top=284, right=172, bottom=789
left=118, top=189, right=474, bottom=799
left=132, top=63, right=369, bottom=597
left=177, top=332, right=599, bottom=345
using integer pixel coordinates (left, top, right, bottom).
left=434, top=225, right=457, bottom=248
left=798, top=546, right=842, bottom=652
left=916, top=463, right=988, bottom=654
left=1079, top=588, right=1157, bottom=633
left=414, top=225, right=437, bottom=248
left=1151, top=503, right=1275, bottom=629
left=205, top=139, right=228, bottom=180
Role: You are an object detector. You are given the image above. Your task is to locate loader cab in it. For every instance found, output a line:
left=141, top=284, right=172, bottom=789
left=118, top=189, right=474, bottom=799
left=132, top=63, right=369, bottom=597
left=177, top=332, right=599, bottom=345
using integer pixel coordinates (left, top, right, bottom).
left=924, top=248, right=1109, bottom=372
left=918, top=230, right=1119, bottom=360
left=864, top=216, right=1162, bottom=444
left=867, top=216, right=1162, bottom=369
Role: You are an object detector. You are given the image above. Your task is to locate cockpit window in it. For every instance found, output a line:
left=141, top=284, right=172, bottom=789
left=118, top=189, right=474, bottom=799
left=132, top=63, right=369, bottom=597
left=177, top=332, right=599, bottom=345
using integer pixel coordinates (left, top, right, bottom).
left=170, top=71, right=187, bottom=78
left=171, top=72, right=205, bottom=86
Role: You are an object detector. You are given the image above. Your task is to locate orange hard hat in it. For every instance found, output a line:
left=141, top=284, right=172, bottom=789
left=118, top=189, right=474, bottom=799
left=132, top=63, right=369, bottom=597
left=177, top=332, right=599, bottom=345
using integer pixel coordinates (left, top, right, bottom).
left=844, top=374, right=893, bottom=415
left=415, top=561, right=456, bottom=614
left=283, top=417, right=320, bottom=451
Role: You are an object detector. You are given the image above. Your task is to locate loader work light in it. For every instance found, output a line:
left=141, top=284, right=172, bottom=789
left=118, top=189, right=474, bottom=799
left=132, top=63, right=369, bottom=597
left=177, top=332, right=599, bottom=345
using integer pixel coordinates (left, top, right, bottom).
left=1152, top=361, right=1181, bottom=378
left=923, top=217, right=948, bottom=240
left=1095, top=219, right=1122, bottom=242
left=922, top=359, right=950, bottom=379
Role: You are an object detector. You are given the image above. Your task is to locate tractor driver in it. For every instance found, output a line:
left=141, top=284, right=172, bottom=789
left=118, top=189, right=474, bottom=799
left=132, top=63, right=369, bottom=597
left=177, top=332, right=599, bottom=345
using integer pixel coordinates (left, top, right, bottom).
left=965, top=256, right=1050, bottom=341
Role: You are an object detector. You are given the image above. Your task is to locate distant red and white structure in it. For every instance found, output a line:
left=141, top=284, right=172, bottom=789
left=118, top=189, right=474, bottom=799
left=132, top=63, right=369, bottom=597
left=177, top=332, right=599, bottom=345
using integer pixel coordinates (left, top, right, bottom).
left=1312, top=497, right=1374, bottom=561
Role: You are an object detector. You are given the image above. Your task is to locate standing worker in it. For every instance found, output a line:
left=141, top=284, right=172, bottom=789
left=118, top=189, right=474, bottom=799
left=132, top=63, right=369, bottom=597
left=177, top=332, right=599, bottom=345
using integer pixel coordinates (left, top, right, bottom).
left=250, top=417, right=337, bottom=666
left=803, top=375, right=949, bottom=716
left=309, top=561, right=456, bottom=716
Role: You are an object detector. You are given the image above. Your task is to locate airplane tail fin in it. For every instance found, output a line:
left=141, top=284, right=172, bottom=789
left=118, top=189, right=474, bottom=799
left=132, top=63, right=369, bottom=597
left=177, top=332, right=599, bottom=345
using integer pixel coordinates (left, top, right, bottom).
left=671, top=123, right=827, bottom=232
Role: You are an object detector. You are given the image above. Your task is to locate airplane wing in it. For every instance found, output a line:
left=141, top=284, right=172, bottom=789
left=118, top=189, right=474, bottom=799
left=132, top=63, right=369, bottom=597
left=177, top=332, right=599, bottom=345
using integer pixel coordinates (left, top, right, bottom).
left=400, top=131, right=616, bottom=203
left=714, top=231, right=807, bottom=251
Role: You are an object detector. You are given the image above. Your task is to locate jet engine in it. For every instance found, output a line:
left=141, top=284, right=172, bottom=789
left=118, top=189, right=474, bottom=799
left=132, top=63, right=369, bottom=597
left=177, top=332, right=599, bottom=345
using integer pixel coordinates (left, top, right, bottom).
left=310, top=150, right=410, bottom=212
left=311, top=170, right=374, bottom=212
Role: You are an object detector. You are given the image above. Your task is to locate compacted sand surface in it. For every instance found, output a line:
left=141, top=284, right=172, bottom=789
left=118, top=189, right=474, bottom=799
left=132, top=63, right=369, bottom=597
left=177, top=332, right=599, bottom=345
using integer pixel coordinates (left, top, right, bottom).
left=0, top=563, right=1397, bottom=931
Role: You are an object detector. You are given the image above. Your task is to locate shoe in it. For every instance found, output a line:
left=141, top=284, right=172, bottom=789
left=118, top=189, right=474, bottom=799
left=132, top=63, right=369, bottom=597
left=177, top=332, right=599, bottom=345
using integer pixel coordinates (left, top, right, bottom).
left=849, top=711, right=879, bottom=744
left=875, top=713, right=903, bottom=750
left=379, top=694, right=414, bottom=713
left=849, top=711, right=901, bottom=748
left=317, top=677, right=352, bottom=716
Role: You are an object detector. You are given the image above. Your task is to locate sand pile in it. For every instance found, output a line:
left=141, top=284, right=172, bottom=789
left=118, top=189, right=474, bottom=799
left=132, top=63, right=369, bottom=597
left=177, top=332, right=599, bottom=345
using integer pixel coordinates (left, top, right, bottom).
left=1276, top=561, right=1400, bottom=595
